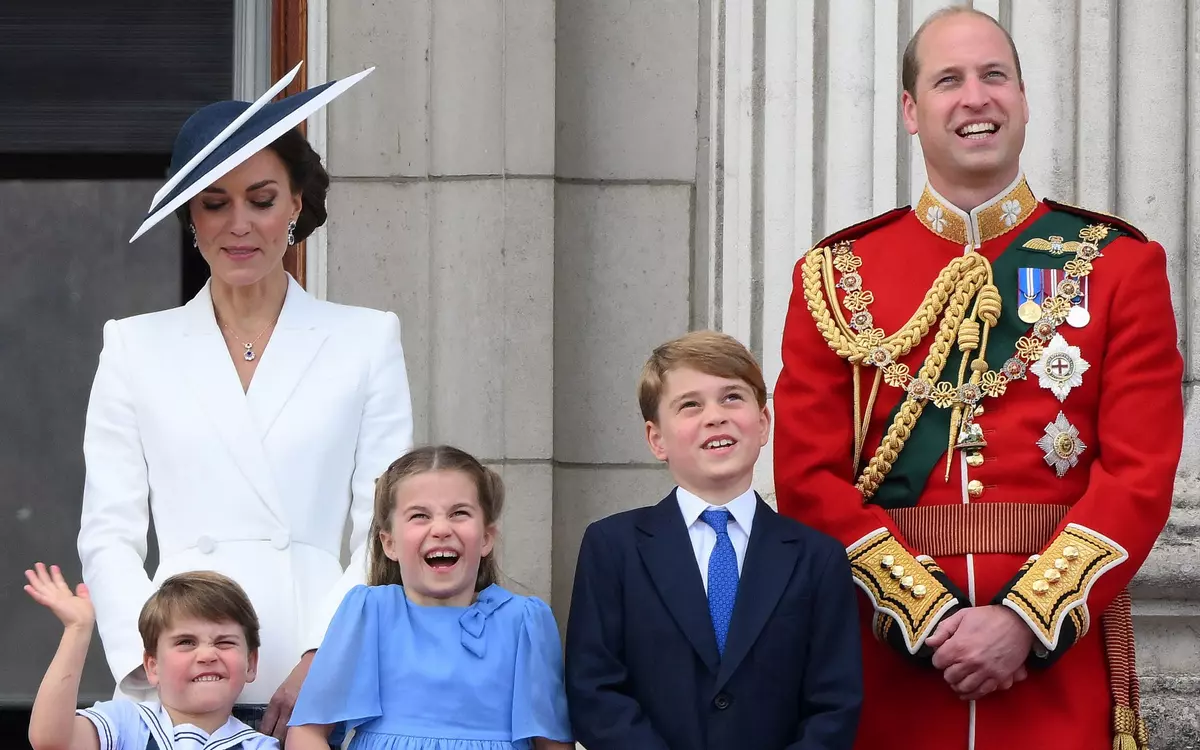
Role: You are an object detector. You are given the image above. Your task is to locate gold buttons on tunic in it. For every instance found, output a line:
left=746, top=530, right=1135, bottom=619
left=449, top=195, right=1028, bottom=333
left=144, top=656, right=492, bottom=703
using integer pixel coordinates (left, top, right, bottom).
left=1044, top=569, right=1062, bottom=583
left=891, top=565, right=906, bottom=579
left=900, top=575, right=914, bottom=590
left=965, top=453, right=984, bottom=468
left=1063, top=546, right=1080, bottom=560
left=967, top=479, right=984, bottom=498
left=880, top=555, right=896, bottom=569
left=1054, top=558, right=1070, bottom=571
left=1032, top=580, right=1051, bottom=594
left=911, top=585, right=927, bottom=599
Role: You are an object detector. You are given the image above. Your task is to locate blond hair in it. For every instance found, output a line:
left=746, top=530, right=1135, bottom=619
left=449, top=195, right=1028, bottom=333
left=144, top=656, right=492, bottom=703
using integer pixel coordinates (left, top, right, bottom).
left=138, top=571, right=260, bottom=654
left=368, top=445, right=504, bottom=590
left=637, top=330, right=767, bottom=423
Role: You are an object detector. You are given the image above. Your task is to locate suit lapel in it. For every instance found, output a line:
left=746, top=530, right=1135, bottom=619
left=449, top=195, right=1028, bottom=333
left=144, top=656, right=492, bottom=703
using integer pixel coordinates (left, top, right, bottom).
left=175, top=283, right=287, bottom=524
left=246, top=276, right=330, bottom=438
left=636, top=491, right=721, bottom=674
left=714, top=497, right=800, bottom=690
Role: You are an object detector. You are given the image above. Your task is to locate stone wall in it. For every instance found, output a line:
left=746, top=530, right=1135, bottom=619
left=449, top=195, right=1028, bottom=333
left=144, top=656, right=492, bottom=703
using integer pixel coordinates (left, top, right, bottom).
left=323, top=0, right=705, bottom=610
left=325, top=0, right=559, bottom=603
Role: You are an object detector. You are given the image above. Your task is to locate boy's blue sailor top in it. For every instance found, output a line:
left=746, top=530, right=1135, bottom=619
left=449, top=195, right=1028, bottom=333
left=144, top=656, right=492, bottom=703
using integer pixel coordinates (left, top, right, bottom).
left=76, top=699, right=278, bottom=750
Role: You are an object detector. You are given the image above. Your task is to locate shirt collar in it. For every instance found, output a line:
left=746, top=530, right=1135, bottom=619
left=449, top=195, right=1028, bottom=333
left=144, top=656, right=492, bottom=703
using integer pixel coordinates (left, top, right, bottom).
left=676, top=486, right=758, bottom=534
left=915, top=171, right=1038, bottom=249
left=138, top=701, right=259, bottom=750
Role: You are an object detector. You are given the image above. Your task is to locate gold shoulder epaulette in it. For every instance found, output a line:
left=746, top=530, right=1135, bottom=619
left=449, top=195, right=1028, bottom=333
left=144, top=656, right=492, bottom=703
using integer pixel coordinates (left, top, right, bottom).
left=814, top=206, right=911, bottom=249
left=1043, top=199, right=1148, bottom=242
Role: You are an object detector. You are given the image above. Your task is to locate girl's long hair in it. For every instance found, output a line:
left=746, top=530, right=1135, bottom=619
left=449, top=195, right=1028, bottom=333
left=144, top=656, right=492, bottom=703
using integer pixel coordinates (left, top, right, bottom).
left=367, top=445, right=504, bottom=590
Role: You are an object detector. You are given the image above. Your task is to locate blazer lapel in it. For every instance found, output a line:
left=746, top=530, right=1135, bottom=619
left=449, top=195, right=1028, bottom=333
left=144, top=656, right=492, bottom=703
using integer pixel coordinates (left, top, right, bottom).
left=246, top=276, right=330, bottom=438
left=636, top=491, right=721, bottom=674
left=176, top=283, right=287, bottom=524
left=714, top=496, right=801, bottom=690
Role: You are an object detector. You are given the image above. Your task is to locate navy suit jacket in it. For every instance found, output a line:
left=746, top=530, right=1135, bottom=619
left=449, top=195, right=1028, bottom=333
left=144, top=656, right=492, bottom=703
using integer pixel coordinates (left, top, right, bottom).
left=565, top=490, right=862, bottom=750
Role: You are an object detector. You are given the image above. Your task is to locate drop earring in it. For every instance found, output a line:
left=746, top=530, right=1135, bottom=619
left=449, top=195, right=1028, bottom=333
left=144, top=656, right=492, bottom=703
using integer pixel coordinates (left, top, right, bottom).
left=286, top=218, right=297, bottom=246
left=189, top=224, right=198, bottom=248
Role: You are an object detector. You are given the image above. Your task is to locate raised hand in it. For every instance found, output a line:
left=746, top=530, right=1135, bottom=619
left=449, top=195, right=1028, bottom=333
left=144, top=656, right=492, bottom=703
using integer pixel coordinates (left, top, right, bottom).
left=24, top=563, right=95, bottom=631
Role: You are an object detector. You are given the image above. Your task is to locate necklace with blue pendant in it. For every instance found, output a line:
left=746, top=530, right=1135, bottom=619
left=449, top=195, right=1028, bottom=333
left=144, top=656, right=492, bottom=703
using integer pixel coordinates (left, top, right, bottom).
left=220, top=315, right=277, bottom=362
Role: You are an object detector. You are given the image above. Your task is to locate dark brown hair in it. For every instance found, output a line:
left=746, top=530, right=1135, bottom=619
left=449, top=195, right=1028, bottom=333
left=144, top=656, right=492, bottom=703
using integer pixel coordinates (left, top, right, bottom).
left=638, top=330, right=768, bottom=423
left=368, top=445, right=505, bottom=591
left=902, top=7, right=1023, bottom=99
left=138, top=571, right=260, bottom=654
left=174, top=126, right=330, bottom=245
left=266, top=127, right=330, bottom=243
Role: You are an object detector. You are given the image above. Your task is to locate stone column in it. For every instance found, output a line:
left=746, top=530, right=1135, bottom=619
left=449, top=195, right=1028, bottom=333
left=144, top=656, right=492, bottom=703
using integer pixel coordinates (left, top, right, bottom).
left=323, top=0, right=557, bottom=602
left=550, top=0, right=705, bottom=618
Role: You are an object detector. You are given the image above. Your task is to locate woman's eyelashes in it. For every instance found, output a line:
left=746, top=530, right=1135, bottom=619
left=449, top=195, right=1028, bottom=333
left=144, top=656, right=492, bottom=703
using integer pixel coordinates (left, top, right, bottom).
left=199, top=197, right=276, bottom=211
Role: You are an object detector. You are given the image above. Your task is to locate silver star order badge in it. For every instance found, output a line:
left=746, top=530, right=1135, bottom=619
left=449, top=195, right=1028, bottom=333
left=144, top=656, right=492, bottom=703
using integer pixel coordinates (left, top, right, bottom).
left=1030, top=333, right=1090, bottom=402
left=1037, top=412, right=1086, bottom=477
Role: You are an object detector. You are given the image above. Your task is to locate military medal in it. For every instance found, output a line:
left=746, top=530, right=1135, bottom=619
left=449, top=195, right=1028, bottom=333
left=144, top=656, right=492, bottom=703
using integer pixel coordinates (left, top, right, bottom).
left=1065, top=275, right=1090, bottom=328
left=1019, top=300, right=1042, bottom=323
left=1017, top=267, right=1044, bottom=323
left=1037, top=412, right=1086, bottom=477
left=1030, top=333, right=1090, bottom=401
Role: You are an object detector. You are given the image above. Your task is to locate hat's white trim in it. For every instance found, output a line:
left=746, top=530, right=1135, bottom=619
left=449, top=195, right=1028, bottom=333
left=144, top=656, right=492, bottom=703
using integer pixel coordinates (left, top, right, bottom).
left=129, top=66, right=374, bottom=243
left=149, top=62, right=304, bottom=210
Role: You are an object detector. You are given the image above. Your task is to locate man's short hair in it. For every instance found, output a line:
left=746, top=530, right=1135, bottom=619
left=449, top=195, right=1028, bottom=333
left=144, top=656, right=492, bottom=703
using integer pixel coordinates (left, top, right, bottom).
left=902, top=7, right=1023, bottom=99
left=138, top=571, right=261, bottom=653
left=638, top=330, right=768, bottom=423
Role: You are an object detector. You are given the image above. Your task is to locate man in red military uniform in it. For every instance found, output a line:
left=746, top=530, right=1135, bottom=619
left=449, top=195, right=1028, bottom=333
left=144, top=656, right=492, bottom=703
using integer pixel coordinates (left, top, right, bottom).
left=774, top=7, right=1183, bottom=750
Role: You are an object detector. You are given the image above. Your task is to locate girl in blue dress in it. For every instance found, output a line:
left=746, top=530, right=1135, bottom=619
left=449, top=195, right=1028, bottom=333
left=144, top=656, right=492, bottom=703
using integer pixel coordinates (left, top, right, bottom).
left=286, top=445, right=573, bottom=750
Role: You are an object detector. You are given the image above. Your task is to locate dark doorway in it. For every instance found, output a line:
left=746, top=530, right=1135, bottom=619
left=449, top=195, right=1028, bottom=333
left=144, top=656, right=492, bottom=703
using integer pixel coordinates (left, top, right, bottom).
left=0, top=2, right=232, bottom=744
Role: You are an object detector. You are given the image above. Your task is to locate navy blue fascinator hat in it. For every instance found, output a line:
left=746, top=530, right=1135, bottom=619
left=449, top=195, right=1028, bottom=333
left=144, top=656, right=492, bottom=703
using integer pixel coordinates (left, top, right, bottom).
left=130, top=62, right=373, bottom=242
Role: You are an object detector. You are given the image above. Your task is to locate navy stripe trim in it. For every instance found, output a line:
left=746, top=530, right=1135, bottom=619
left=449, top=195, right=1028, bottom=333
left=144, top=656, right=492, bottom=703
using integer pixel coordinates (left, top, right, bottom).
left=208, top=728, right=259, bottom=750
left=138, top=703, right=173, bottom=750
left=79, top=708, right=115, bottom=750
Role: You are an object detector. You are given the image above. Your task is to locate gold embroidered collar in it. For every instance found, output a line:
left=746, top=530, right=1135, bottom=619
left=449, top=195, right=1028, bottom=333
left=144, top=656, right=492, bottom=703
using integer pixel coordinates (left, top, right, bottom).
left=915, top=173, right=1038, bottom=248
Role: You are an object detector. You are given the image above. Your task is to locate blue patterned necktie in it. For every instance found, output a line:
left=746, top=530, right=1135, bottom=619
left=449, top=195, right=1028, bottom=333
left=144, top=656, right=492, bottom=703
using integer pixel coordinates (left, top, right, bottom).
left=701, top=508, right=739, bottom=655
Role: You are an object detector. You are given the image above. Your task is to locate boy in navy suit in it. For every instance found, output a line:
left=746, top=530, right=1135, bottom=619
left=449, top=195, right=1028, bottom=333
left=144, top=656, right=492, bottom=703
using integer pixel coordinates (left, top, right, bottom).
left=565, top=330, right=862, bottom=750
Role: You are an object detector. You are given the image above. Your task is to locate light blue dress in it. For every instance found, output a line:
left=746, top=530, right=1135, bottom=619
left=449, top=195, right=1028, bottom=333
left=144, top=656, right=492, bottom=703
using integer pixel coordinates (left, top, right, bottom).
left=289, top=583, right=572, bottom=749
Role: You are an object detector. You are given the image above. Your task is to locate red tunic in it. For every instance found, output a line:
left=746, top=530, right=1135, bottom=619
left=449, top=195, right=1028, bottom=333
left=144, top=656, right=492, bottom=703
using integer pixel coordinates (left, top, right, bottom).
left=774, top=176, right=1183, bottom=750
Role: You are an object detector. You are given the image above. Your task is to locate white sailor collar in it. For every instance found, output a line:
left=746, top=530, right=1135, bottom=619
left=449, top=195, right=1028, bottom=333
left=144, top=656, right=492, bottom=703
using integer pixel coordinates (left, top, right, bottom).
left=137, top=701, right=275, bottom=750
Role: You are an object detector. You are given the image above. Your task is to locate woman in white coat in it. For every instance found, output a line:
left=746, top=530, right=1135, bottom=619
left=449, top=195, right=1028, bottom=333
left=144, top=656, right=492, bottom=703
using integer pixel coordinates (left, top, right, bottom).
left=76, top=64, right=412, bottom=745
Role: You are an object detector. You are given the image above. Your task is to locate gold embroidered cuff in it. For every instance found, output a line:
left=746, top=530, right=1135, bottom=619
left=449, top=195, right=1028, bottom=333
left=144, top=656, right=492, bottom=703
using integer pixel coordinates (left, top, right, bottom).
left=847, top=528, right=961, bottom=654
left=998, top=523, right=1128, bottom=652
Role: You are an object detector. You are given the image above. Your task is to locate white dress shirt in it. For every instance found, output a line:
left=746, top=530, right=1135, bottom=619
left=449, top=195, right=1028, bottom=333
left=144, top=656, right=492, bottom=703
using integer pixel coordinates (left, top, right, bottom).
left=676, top=486, right=758, bottom=591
